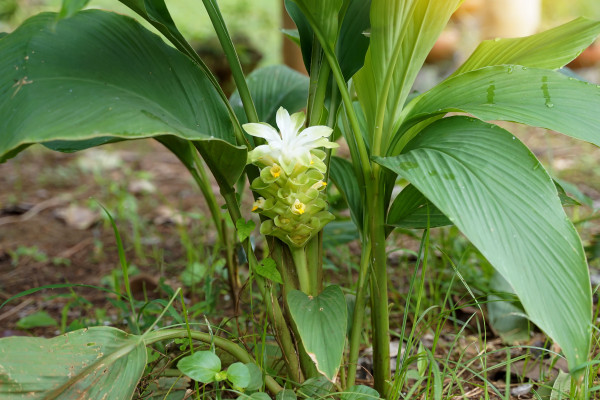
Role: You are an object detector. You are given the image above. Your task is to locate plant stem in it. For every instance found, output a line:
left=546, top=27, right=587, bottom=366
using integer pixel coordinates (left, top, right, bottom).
left=189, top=148, right=240, bottom=306
left=200, top=0, right=259, bottom=124
left=346, top=240, right=372, bottom=388
left=306, top=39, right=323, bottom=125
left=305, top=235, right=322, bottom=295
left=221, top=189, right=301, bottom=382
left=291, top=247, right=312, bottom=295
left=367, top=170, right=391, bottom=397
left=145, top=329, right=283, bottom=394
left=307, top=52, right=331, bottom=126
left=190, top=147, right=224, bottom=241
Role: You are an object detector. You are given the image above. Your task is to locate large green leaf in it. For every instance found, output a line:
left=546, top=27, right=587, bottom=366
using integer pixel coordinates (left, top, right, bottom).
left=375, top=116, right=592, bottom=371
left=354, top=0, right=462, bottom=148
left=0, top=11, right=245, bottom=177
left=116, top=0, right=197, bottom=63
left=387, top=181, right=579, bottom=231
left=400, top=66, right=600, bottom=150
left=287, top=285, right=347, bottom=380
left=0, top=326, right=146, bottom=399
left=453, top=17, right=600, bottom=77
left=230, top=65, right=309, bottom=126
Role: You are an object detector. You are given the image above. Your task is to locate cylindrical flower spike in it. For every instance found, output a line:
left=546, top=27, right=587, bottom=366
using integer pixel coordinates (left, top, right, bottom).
left=243, top=107, right=338, bottom=248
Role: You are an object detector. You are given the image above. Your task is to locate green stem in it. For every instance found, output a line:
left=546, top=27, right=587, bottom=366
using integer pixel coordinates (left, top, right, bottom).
left=291, top=246, right=312, bottom=295
left=306, top=38, right=323, bottom=125
left=189, top=147, right=240, bottom=305
left=346, top=240, right=372, bottom=388
left=221, top=189, right=301, bottom=382
left=200, top=0, right=259, bottom=124
left=145, top=329, right=283, bottom=394
left=307, top=55, right=331, bottom=126
left=339, top=100, right=366, bottom=192
left=323, top=78, right=340, bottom=182
left=305, top=235, right=322, bottom=295
left=367, top=170, right=391, bottom=397
left=190, top=147, right=224, bottom=239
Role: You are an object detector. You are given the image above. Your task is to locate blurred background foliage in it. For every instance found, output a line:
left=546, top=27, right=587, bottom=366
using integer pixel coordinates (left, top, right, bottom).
left=0, top=0, right=282, bottom=67
left=542, top=0, right=600, bottom=23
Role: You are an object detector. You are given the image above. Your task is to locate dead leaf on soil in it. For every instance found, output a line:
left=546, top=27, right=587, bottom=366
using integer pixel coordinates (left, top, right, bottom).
left=153, top=205, right=187, bottom=226
left=54, top=204, right=100, bottom=230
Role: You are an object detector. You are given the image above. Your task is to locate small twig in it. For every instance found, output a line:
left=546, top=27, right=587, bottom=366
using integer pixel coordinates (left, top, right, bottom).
left=56, top=237, right=94, bottom=259
left=0, top=194, right=72, bottom=227
left=0, top=298, right=34, bottom=322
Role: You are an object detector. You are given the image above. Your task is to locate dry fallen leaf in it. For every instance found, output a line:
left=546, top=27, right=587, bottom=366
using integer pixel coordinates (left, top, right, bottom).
left=54, top=204, right=100, bottom=230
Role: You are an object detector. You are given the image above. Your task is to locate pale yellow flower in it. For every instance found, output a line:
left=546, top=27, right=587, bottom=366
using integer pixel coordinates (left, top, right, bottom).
left=244, top=107, right=338, bottom=174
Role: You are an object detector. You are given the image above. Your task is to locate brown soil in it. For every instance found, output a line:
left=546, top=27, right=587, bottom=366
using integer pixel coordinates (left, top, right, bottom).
left=0, top=140, right=220, bottom=335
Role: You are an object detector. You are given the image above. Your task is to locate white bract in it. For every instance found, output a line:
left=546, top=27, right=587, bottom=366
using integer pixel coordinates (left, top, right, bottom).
left=243, top=107, right=338, bottom=174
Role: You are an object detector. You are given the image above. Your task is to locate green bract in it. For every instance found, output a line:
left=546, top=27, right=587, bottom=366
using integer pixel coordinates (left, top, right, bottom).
left=244, top=108, right=336, bottom=248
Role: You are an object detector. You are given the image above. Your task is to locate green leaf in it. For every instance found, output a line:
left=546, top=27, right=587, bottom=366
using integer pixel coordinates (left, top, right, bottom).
left=230, top=65, right=309, bottom=126
left=284, top=0, right=370, bottom=80
left=157, top=135, right=246, bottom=198
left=329, top=156, right=363, bottom=230
left=287, top=285, right=347, bottom=380
left=298, top=376, right=333, bottom=398
left=16, top=310, right=57, bottom=329
left=354, top=0, right=462, bottom=146
left=555, top=178, right=593, bottom=207
left=177, top=351, right=221, bottom=384
left=142, top=376, right=190, bottom=400
left=276, top=389, right=298, bottom=400
left=336, top=0, right=371, bottom=80
left=290, top=0, right=343, bottom=48
left=156, top=136, right=197, bottom=171
left=554, top=179, right=582, bottom=207
left=487, top=272, right=530, bottom=344
left=282, top=28, right=301, bottom=46
left=550, top=370, right=571, bottom=400
left=227, top=362, right=251, bottom=389
left=284, top=0, right=313, bottom=73
left=453, top=17, right=600, bottom=77
left=402, top=66, right=600, bottom=150
left=58, top=0, right=91, bottom=19
left=239, top=393, right=271, bottom=400
left=387, top=184, right=452, bottom=229
left=323, top=221, right=360, bottom=248
left=180, top=262, right=208, bottom=286
left=116, top=0, right=197, bottom=64
left=340, top=385, right=381, bottom=400
left=255, top=257, right=283, bottom=285
left=375, top=116, right=592, bottom=371
left=0, top=326, right=146, bottom=399
left=0, top=11, right=237, bottom=164
left=244, top=362, right=263, bottom=392
left=236, top=218, right=256, bottom=243
left=195, top=140, right=247, bottom=190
